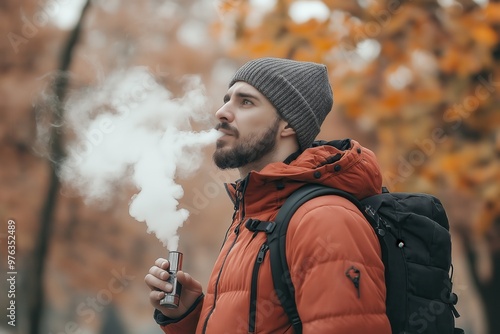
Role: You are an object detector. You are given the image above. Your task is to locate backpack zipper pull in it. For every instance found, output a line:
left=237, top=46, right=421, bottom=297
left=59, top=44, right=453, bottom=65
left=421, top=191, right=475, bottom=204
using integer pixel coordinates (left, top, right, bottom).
left=257, top=243, right=269, bottom=263
left=345, top=266, right=361, bottom=298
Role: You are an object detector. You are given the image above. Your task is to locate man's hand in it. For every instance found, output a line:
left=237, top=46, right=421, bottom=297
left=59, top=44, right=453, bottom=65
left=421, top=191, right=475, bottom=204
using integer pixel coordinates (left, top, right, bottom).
left=145, top=258, right=203, bottom=318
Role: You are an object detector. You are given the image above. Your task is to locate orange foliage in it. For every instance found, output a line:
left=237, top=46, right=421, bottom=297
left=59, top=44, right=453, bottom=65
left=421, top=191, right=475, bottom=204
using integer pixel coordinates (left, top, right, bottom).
left=485, top=3, right=500, bottom=23
left=216, top=0, right=500, bottom=235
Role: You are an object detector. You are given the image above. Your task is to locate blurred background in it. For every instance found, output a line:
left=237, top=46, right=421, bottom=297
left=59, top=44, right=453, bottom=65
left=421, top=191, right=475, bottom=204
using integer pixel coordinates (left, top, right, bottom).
left=0, top=0, right=499, bottom=333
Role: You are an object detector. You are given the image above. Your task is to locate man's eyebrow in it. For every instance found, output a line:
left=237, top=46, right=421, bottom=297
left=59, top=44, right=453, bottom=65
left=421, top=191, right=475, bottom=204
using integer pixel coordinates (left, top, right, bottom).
left=224, top=91, right=259, bottom=101
left=236, top=92, right=259, bottom=100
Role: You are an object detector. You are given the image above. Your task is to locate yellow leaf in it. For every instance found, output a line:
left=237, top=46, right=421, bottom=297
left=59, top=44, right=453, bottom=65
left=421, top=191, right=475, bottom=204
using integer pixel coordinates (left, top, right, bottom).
left=471, top=25, right=498, bottom=46
left=484, top=3, right=500, bottom=23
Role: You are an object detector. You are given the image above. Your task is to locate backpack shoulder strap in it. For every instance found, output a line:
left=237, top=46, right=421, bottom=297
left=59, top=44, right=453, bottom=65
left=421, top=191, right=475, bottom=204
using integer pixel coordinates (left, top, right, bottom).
left=268, top=184, right=362, bottom=334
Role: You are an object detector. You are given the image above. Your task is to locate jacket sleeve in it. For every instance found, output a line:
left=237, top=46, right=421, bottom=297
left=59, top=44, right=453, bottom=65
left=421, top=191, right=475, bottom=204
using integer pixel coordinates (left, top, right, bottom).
left=285, top=196, right=391, bottom=334
left=155, top=294, right=204, bottom=334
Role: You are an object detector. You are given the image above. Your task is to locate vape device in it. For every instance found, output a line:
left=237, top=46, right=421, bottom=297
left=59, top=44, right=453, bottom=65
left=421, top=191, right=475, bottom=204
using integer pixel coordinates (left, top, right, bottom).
left=159, top=251, right=183, bottom=308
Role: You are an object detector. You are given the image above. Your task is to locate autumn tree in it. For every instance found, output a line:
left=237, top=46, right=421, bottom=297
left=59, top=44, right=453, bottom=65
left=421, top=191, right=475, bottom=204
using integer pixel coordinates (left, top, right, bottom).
left=1, top=1, right=225, bottom=333
left=214, top=0, right=500, bottom=333
left=1, top=0, right=498, bottom=333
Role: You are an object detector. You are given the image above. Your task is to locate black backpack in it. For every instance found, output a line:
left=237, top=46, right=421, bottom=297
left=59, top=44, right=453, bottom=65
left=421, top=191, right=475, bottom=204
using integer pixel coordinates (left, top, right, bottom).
left=245, top=184, right=464, bottom=334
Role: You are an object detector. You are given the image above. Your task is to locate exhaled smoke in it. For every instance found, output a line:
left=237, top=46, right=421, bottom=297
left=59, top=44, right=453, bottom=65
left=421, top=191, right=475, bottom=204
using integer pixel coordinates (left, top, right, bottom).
left=59, top=67, right=221, bottom=250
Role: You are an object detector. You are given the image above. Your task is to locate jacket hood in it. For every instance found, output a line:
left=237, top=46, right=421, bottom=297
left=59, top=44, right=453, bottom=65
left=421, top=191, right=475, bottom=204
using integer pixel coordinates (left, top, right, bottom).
left=225, top=139, right=382, bottom=217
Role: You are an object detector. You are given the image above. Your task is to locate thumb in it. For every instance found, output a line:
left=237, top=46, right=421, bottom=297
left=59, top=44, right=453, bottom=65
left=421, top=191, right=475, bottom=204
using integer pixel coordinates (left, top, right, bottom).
left=176, top=271, right=193, bottom=286
left=176, top=271, right=202, bottom=294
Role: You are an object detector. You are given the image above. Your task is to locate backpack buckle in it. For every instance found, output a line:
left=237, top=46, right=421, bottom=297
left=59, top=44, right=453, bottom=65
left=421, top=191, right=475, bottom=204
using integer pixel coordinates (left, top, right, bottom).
left=245, top=219, right=276, bottom=234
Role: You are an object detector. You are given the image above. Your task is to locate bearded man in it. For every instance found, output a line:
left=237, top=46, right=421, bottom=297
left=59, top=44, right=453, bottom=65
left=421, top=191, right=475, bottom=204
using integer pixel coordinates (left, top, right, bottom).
left=145, top=58, right=391, bottom=334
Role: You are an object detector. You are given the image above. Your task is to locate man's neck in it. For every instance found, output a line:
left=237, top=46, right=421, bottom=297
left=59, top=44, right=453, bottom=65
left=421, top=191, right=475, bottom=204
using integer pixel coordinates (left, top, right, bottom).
left=238, top=161, right=270, bottom=179
left=237, top=147, right=299, bottom=178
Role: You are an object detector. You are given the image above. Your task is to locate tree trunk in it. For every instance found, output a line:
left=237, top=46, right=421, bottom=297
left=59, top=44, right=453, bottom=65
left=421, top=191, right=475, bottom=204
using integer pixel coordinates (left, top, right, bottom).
left=460, top=221, right=500, bottom=334
left=29, top=2, right=91, bottom=333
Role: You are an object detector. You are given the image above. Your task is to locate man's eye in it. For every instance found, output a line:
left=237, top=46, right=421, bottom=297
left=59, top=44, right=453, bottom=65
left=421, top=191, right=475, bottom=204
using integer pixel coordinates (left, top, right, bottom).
left=242, top=99, right=253, bottom=105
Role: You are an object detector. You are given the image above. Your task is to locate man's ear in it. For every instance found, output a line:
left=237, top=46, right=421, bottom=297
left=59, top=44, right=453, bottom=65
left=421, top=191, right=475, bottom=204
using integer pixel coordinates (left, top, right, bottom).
left=280, top=122, right=296, bottom=138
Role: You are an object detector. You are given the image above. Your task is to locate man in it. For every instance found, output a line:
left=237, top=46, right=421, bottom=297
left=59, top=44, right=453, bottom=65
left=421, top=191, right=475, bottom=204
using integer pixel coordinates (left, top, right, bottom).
left=145, top=58, right=391, bottom=333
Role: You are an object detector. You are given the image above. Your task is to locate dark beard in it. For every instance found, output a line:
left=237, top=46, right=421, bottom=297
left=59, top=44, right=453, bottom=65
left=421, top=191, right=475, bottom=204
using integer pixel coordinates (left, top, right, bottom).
left=213, top=118, right=280, bottom=170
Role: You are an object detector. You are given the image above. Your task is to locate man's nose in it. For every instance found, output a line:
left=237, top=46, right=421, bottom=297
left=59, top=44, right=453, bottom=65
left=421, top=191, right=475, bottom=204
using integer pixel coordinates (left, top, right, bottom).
left=215, top=102, right=234, bottom=123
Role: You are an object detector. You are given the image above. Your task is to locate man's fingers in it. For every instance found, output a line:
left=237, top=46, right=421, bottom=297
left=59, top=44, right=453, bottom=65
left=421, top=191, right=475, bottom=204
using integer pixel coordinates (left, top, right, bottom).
left=144, top=273, right=173, bottom=292
left=149, top=289, right=165, bottom=302
left=176, top=271, right=202, bottom=293
left=177, top=271, right=191, bottom=285
left=155, top=258, right=170, bottom=269
left=148, top=265, right=170, bottom=280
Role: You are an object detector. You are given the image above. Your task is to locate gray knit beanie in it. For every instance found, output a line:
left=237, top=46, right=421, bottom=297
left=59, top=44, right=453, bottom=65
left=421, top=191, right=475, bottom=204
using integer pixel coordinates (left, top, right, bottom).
left=229, top=57, right=333, bottom=151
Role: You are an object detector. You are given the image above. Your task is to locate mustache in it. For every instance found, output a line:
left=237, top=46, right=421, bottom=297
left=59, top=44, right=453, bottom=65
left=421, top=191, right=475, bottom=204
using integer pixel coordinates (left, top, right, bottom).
left=215, top=122, right=239, bottom=137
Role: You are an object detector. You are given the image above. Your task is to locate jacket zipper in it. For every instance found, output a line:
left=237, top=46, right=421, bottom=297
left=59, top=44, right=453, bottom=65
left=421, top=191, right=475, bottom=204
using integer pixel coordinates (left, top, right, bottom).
left=202, top=179, right=247, bottom=334
left=219, top=193, right=240, bottom=251
left=249, top=242, right=269, bottom=333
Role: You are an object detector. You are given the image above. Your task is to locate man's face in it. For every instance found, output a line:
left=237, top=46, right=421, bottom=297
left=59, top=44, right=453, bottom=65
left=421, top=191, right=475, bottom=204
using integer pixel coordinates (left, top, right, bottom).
left=213, top=82, right=281, bottom=169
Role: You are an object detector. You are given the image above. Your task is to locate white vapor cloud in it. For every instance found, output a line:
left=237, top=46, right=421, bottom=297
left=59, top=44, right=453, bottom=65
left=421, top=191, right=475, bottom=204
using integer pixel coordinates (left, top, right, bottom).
left=60, top=67, right=221, bottom=250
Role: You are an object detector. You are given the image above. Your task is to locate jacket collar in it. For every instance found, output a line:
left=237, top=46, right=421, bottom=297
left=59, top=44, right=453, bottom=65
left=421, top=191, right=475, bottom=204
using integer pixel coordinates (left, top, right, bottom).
left=224, top=139, right=382, bottom=218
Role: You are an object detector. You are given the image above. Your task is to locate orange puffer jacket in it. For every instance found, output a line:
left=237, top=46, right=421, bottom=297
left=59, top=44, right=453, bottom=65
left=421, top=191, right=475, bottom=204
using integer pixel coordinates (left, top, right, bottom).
left=159, top=139, right=392, bottom=334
